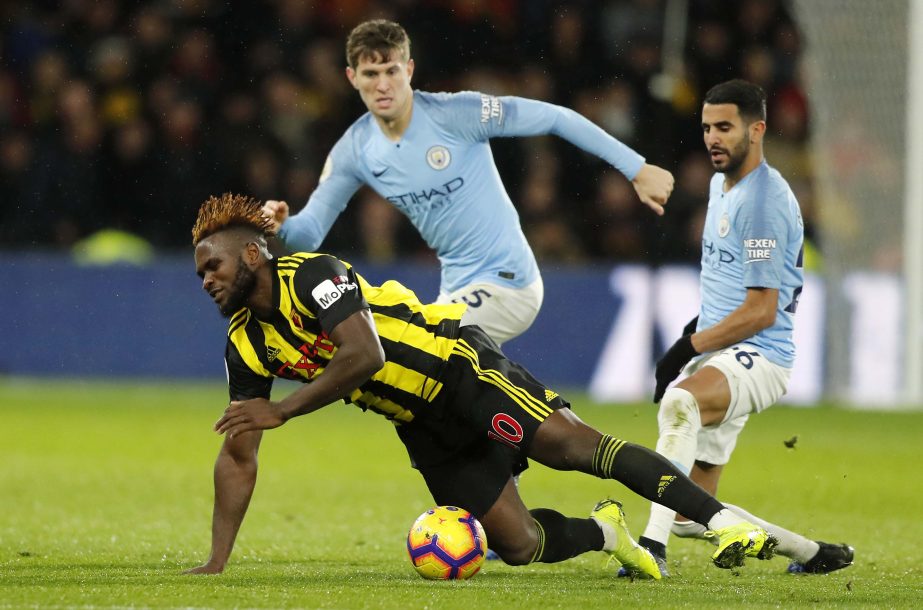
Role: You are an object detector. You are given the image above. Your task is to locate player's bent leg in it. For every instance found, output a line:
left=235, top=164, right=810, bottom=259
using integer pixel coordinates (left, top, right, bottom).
left=477, top=477, right=538, bottom=565
left=478, top=477, right=605, bottom=566
left=478, top=482, right=655, bottom=573
left=527, top=508, right=609, bottom=565
left=529, top=410, right=775, bottom=570
left=530, top=411, right=722, bottom=527
left=527, top=408, right=601, bottom=471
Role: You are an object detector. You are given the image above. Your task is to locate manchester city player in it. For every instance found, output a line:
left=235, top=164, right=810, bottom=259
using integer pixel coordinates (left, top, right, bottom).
left=261, top=19, right=674, bottom=346
left=628, top=79, right=853, bottom=577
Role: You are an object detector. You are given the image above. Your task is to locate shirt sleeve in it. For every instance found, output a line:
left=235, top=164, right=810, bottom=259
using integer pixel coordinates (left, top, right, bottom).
left=278, top=136, right=364, bottom=251
left=442, top=91, right=645, bottom=180
left=225, top=340, right=273, bottom=401
left=738, top=187, right=791, bottom=290
left=291, top=255, right=369, bottom=335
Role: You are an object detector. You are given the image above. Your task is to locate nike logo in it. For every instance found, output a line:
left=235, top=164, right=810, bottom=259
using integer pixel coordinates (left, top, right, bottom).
left=372, top=167, right=389, bottom=178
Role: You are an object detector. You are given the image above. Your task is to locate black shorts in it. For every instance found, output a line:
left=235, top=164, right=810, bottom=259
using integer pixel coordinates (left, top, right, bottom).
left=396, top=325, right=569, bottom=517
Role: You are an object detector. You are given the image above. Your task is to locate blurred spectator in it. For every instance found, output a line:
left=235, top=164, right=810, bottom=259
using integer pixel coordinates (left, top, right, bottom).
left=586, top=169, right=654, bottom=262
left=651, top=151, right=712, bottom=264
left=518, top=164, right=585, bottom=263
left=27, top=50, right=70, bottom=128
left=102, top=117, right=159, bottom=234
left=29, top=79, right=106, bottom=247
left=0, top=0, right=809, bottom=263
left=0, top=129, right=36, bottom=245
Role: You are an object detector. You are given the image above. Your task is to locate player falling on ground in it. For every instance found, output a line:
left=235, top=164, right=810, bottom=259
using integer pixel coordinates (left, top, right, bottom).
left=185, top=193, right=776, bottom=578
left=261, top=19, right=674, bottom=346
left=626, top=79, right=852, bottom=577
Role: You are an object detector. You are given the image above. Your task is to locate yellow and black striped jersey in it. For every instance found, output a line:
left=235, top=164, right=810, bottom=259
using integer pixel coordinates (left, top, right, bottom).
left=225, top=253, right=467, bottom=423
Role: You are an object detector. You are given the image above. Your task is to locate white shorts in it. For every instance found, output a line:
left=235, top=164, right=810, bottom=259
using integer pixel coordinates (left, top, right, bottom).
left=435, top=278, right=544, bottom=346
left=683, top=344, right=792, bottom=465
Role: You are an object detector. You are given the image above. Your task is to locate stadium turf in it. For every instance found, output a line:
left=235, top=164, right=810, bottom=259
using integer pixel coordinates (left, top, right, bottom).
left=1, top=378, right=920, bottom=608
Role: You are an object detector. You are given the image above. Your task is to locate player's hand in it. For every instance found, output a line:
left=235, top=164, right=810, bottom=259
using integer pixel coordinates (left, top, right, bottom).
left=215, top=398, right=285, bottom=438
left=261, top=200, right=290, bottom=233
left=653, top=334, right=699, bottom=403
left=183, top=562, right=225, bottom=575
left=631, top=163, right=674, bottom=216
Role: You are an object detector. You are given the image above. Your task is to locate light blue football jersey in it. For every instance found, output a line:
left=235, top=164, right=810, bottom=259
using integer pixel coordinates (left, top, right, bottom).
left=697, top=161, right=804, bottom=367
left=278, top=90, right=645, bottom=293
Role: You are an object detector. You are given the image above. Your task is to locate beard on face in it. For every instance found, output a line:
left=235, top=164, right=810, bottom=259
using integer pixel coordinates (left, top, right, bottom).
left=219, top=257, right=257, bottom=317
left=713, top=135, right=750, bottom=175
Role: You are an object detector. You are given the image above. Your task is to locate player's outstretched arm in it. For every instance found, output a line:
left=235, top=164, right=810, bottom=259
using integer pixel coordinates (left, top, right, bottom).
left=631, top=163, right=675, bottom=216
left=214, top=310, right=385, bottom=439
left=490, top=98, right=673, bottom=213
left=184, top=429, right=263, bottom=575
left=260, top=200, right=290, bottom=234
left=275, top=309, right=384, bottom=421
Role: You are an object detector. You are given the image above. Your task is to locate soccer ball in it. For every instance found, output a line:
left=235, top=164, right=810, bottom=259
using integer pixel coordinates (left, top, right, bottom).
left=406, top=505, right=487, bottom=580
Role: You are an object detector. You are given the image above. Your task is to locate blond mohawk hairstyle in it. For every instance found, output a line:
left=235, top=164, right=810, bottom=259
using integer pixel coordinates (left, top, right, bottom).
left=192, top=193, right=276, bottom=246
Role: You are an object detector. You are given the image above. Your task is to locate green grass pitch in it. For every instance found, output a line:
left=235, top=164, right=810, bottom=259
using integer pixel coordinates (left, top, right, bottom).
left=2, top=377, right=921, bottom=608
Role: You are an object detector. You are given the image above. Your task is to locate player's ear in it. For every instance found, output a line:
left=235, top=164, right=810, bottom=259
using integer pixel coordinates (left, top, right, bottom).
left=346, top=66, right=358, bottom=89
left=750, top=120, right=766, bottom=144
left=406, top=58, right=414, bottom=83
left=243, top=241, right=262, bottom=265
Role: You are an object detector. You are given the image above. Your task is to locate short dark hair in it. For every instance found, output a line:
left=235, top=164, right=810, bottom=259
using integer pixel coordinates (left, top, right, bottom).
left=346, top=19, right=410, bottom=69
left=704, top=79, right=767, bottom=123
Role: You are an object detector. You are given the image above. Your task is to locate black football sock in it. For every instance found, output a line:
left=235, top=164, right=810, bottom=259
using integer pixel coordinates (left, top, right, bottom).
left=591, top=434, right=723, bottom=525
left=527, top=508, right=604, bottom=563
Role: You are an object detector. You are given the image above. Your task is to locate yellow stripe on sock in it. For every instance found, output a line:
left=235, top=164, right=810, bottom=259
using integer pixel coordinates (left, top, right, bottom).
left=529, top=518, right=546, bottom=563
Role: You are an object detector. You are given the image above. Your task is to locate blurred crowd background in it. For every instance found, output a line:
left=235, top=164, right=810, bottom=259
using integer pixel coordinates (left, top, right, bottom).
left=0, top=0, right=814, bottom=265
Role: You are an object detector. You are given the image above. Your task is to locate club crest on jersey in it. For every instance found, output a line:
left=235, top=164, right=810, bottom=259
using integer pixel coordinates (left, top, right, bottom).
left=426, top=145, right=451, bottom=170
left=718, top=213, right=731, bottom=237
left=291, top=311, right=303, bottom=329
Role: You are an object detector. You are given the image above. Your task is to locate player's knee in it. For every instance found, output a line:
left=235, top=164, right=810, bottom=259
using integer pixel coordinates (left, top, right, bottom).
left=657, top=387, right=701, bottom=432
left=531, top=410, right=597, bottom=471
left=486, top=525, right=539, bottom=566
left=497, top=547, right=532, bottom=566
